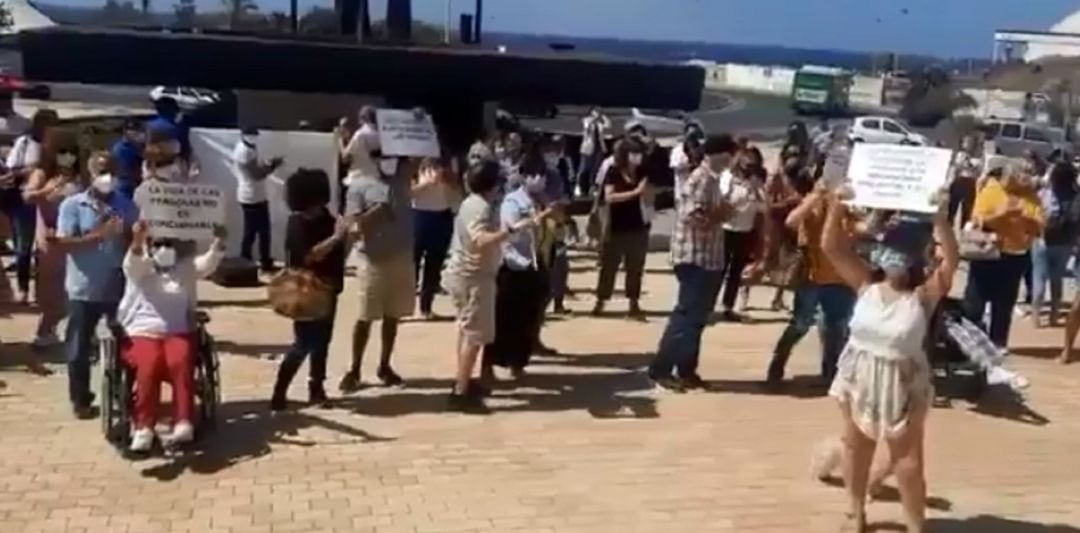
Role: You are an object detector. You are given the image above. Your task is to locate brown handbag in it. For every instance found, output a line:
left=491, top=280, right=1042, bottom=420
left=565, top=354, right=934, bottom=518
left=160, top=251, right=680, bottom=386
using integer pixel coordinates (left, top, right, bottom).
left=267, top=268, right=333, bottom=321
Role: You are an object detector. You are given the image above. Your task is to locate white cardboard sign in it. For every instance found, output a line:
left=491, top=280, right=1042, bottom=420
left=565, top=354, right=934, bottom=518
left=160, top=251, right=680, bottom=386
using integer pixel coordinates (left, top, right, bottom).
left=135, top=181, right=226, bottom=240
left=376, top=109, right=440, bottom=157
left=847, top=144, right=954, bottom=213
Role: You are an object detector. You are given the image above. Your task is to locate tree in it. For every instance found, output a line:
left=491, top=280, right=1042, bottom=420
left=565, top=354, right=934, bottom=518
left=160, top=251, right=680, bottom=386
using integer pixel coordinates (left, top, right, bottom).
left=0, top=2, right=13, bottom=30
left=174, top=0, right=196, bottom=28
left=222, top=0, right=258, bottom=29
left=901, top=66, right=977, bottom=128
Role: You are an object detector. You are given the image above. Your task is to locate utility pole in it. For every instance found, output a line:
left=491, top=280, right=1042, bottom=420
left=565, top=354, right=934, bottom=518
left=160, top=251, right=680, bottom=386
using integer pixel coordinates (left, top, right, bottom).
left=444, top=0, right=453, bottom=44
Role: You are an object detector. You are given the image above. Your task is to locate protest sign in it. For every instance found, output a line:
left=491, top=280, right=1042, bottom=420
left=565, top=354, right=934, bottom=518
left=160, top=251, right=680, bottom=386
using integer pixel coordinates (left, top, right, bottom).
left=135, top=181, right=226, bottom=240
left=376, top=109, right=440, bottom=157
left=847, top=144, right=954, bottom=213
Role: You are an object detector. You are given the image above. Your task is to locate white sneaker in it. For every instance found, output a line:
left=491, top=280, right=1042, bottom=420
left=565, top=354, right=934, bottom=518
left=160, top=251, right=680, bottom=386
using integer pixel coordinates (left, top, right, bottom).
left=31, top=333, right=60, bottom=348
left=129, top=428, right=155, bottom=452
left=153, top=422, right=173, bottom=442
left=166, top=420, right=195, bottom=446
left=987, top=366, right=1030, bottom=391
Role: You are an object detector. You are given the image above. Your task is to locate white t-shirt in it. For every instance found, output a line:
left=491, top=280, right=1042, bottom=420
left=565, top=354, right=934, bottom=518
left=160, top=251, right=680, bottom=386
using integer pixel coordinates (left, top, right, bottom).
left=344, top=124, right=380, bottom=182
left=412, top=177, right=454, bottom=212
left=231, top=141, right=265, bottom=204
left=719, top=170, right=765, bottom=233
left=6, top=134, right=41, bottom=170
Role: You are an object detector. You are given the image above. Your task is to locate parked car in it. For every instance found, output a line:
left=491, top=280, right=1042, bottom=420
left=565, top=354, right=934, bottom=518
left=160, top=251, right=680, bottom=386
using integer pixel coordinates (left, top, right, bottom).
left=848, top=116, right=929, bottom=146
left=982, top=120, right=1065, bottom=159
left=149, top=86, right=220, bottom=110
left=0, top=72, right=51, bottom=100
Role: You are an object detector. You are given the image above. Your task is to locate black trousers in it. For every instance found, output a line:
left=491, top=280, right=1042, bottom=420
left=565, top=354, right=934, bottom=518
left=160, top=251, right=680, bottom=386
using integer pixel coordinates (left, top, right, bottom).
left=948, top=177, right=976, bottom=228
left=719, top=229, right=753, bottom=311
left=485, top=266, right=550, bottom=370
left=240, top=201, right=273, bottom=269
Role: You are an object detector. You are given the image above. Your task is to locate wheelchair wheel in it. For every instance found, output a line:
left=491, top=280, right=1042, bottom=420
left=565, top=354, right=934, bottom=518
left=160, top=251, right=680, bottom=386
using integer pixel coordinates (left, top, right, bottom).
left=196, top=332, right=220, bottom=430
left=98, top=336, right=130, bottom=446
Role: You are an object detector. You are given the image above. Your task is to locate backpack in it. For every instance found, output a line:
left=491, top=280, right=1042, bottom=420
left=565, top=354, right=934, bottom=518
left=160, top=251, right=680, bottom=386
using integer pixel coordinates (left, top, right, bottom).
left=1044, top=194, right=1080, bottom=246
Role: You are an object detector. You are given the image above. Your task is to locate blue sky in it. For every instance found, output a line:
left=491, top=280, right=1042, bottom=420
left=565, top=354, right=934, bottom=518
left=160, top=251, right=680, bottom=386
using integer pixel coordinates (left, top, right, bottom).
left=51, top=0, right=1080, bottom=57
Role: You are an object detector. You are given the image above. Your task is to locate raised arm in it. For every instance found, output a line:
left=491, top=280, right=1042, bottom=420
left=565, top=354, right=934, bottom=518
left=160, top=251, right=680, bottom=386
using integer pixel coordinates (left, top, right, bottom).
left=820, top=192, right=872, bottom=292
left=785, top=184, right=826, bottom=231
left=123, top=221, right=155, bottom=283
left=920, top=192, right=959, bottom=307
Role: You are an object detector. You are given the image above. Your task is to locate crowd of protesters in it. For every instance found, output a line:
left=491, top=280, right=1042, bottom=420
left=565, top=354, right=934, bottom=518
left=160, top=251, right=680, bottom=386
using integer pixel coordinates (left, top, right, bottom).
left=3, top=96, right=1079, bottom=532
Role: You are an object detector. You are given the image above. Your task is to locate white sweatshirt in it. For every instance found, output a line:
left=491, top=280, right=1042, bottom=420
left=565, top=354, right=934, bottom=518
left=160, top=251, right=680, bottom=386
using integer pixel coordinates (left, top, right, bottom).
left=117, top=246, right=224, bottom=337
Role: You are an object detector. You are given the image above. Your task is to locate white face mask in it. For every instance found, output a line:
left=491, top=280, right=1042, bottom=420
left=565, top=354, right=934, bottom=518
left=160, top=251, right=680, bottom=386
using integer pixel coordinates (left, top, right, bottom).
left=92, top=174, right=114, bottom=195
left=379, top=158, right=399, bottom=176
left=629, top=153, right=644, bottom=167
left=152, top=245, right=177, bottom=269
left=57, top=152, right=77, bottom=169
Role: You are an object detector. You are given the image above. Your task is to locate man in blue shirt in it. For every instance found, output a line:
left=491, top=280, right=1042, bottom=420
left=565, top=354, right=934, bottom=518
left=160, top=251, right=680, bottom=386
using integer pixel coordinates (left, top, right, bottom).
left=53, top=173, right=138, bottom=419
left=110, top=119, right=145, bottom=199
left=146, top=97, right=190, bottom=160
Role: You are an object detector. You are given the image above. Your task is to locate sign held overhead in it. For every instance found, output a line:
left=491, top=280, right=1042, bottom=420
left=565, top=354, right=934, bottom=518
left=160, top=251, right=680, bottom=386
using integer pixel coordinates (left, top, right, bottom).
left=846, top=144, right=954, bottom=214
left=134, top=181, right=226, bottom=241
left=376, top=109, right=440, bottom=157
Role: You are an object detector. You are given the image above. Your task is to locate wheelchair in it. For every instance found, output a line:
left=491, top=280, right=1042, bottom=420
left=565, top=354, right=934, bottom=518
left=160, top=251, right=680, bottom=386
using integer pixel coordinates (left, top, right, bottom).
left=925, top=297, right=987, bottom=402
left=97, top=311, right=221, bottom=450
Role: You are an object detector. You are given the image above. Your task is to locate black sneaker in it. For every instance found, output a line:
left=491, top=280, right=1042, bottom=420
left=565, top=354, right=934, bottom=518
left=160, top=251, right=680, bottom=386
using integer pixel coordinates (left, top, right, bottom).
left=648, top=372, right=686, bottom=393
left=628, top=302, right=647, bottom=322
left=447, top=392, right=488, bottom=414
left=721, top=310, right=745, bottom=323
left=552, top=303, right=570, bottom=315
left=591, top=301, right=605, bottom=317
left=308, top=383, right=329, bottom=407
left=72, top=404, right=98, bottom=420
left=679, top=374, right=708, bottom=391
left=466, top=379, right=492, bottom=398
left=338, top=372, right=362, bottom=394
left=270, top=394, right=288, bottom=412
left=377, top=366, right=405, bottom=388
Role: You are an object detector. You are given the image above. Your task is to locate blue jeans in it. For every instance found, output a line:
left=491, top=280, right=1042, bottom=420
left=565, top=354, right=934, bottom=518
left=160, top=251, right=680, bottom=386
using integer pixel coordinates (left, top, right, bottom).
left=278, top=296, right=339, bottom=388
left=1, top=201, right=35, bottom=294
left=649, top=264, right=724, bottom=378
left=767, top=283, right=856, bottom=382
left=1032, top=240, right=1072, bottom=320
left=964, top=253, right=1028, bottom=347
left=549, top=241, right=570, bottom=305
left=66, top=300, right=117, bottom=408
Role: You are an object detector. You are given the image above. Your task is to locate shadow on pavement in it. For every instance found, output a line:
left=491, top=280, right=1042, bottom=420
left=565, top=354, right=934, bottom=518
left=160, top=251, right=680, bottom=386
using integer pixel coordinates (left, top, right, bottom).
left=707, top=376, right=828, bottom=399
left=339, top=352, right=658, bottom=420
left=214, top=340, right=291, bottom=360
left=821, top=477, right=952, bottom=512
left=0, top=341, right=60, bottom=376
left=1010, top=346, right=1063, bottom=361
left=871, top=515, right=1080, bottom=532
left=967, top=386, right=1050, bottom=426
left=139, top=399, right=394, bottom=482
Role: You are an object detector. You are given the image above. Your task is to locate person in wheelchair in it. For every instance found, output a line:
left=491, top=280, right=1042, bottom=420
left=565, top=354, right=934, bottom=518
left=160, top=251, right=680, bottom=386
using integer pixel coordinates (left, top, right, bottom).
left=115, top=220, right=225, bottom=452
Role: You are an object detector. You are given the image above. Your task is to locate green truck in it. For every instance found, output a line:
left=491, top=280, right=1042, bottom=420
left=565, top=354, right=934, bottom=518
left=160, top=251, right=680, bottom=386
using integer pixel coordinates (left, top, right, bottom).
left=791, top=65, right=852, bottom=116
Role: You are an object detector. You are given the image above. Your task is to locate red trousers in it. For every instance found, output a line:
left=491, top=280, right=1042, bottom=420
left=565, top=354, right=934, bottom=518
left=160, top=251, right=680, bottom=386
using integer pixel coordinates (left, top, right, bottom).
left=122, top=335, right=194, bottom=430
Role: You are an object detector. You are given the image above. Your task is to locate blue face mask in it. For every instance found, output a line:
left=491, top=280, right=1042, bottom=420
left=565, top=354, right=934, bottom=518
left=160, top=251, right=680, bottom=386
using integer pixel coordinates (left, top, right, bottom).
left=872, top=246, right=912, bottom=277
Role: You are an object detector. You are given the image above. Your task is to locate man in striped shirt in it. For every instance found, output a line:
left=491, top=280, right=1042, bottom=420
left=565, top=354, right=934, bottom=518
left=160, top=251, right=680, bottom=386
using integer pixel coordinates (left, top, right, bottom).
left=648, top=135, right=737, bottom=392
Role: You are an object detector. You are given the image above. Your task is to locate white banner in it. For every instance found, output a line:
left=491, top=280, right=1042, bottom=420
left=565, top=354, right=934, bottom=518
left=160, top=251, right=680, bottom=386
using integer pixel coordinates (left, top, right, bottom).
left=376, top=109, right=439, bottom=157
left=190, top=129, right=340, bottom=258
left=135, top=182, right=225, bottom=240
left=847, top=144, right=954, bottom=213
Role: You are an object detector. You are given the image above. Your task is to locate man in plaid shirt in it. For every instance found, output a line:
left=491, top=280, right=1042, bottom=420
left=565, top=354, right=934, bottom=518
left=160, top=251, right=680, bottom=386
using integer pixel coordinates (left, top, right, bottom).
left=648, top=135, right=737, bottom=392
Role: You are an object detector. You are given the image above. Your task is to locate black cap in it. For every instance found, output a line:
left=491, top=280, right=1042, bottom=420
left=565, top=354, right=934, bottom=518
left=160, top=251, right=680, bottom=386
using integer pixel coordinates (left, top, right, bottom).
left=241, top=126, right=259, bottom=136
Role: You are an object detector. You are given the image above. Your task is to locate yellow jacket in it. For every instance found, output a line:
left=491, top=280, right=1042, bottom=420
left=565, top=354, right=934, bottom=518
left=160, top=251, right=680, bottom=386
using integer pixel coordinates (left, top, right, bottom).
left=973, top=179, right=1044, bottom=254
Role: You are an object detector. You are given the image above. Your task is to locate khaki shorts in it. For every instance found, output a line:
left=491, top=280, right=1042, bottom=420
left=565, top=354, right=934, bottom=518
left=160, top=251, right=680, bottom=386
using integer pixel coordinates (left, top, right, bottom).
left=356, top=254, right=416, bottom=321
left=444, top=274, right=496, bottom=346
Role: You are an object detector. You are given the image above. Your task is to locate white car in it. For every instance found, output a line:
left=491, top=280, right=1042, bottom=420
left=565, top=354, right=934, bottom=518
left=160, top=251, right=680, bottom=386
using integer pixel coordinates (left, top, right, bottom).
left=149, top=86, right=220, bottom=110
left=848, top=116, right=929, bottom=146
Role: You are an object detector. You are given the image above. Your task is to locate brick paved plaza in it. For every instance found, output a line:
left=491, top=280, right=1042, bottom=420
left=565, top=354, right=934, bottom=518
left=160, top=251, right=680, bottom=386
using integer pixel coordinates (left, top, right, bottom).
left=2, top=251, right=1080, bottom=533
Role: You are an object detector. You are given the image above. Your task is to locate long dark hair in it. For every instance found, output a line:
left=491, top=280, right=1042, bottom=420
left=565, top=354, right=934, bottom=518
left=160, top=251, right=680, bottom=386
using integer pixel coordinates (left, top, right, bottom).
left=1049, top=162, right=1078, bottom=202
left=612, top=138, right=644, bottom=177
